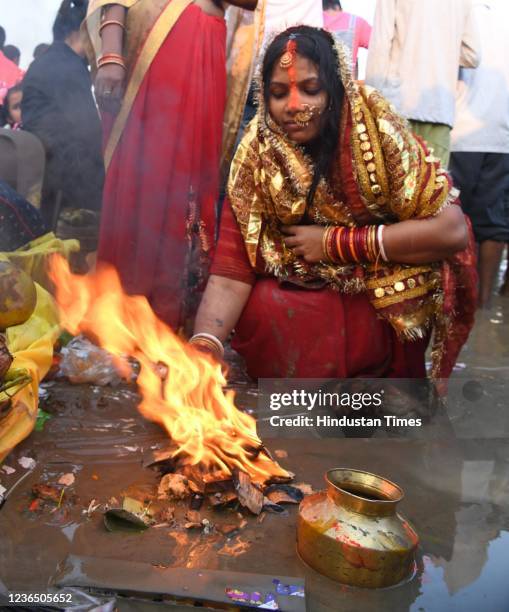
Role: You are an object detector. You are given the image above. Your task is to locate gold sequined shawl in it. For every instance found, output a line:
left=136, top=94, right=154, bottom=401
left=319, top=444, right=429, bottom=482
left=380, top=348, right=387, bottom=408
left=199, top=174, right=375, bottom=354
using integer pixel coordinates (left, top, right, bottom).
left=228, top=39, right=475, bottom=378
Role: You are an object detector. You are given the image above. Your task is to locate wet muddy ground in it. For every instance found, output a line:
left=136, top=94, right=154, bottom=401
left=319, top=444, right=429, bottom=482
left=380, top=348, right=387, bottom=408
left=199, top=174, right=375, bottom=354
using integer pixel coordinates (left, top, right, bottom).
left=0, top=293, right=508, bottom=611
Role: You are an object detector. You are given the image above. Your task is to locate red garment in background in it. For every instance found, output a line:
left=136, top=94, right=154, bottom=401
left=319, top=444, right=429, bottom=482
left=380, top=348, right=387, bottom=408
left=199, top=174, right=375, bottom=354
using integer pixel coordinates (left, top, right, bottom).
left=211, top=201, right=427, bottom=379
left=323, top=11, right=371, bottom=70
left=0, top=51, right=24, bottom=104
left=99, top=6, right=226, bottom=330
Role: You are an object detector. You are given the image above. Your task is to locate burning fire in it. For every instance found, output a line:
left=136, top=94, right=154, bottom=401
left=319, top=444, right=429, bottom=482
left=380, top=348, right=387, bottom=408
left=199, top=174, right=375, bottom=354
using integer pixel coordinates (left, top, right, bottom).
left=48, top=256, right=287, bottom=483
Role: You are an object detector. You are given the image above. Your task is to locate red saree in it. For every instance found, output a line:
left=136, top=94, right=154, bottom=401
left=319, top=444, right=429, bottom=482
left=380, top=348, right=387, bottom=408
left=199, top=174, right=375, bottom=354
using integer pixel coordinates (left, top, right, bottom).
left=98, top=4, right=226, bottom=330
left=212, top=201, right=428, bottom=379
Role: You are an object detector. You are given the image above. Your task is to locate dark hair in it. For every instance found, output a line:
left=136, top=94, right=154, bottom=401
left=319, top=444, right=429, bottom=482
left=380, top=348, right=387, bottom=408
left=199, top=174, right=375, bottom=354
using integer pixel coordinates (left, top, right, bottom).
left=262, top=26, right=344, bottom=205
left=323, top=0, right=342, bottom=10
left=0, top=26, right=5, bottom=50
left=3, top=45, right=20, bottom=64
left=53, top=0, right=88, bottom=42
left=33, top=43, right=50, bottom=59
left=0, top=84, right=22, bottom=126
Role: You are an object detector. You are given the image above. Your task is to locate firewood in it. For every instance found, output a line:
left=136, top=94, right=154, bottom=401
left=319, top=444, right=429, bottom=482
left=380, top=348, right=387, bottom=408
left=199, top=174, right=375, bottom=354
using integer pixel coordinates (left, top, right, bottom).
left=185, top=510, right=201, bottom=524
left=157, top=474, right=190, bottom=500
left=144, top=447, right=180, bottom=474
left=234, top=471, right=263, bottom=515
left=265, top=484, right=303, bottom=505
left=208, top=491, right=238, bottom=508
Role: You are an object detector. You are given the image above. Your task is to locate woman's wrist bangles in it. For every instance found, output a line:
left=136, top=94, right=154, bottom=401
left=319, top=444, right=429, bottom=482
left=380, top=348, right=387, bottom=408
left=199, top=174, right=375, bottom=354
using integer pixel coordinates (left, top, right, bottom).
left=189, top=333, right=225, bottom=360
left=322, top=225, right=389, bottom=263
left=97, top=53, right=127, bottom=70
left=99, top=20, right=126, bottom=36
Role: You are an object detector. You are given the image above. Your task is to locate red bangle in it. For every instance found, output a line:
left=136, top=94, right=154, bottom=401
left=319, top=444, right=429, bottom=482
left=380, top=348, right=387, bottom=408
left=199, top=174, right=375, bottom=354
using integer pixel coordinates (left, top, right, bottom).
left=98, top=53, right=127, bottom=70
left=327, top=227, right=338, bottom=262
left=349, top=228, right=359, bottom=262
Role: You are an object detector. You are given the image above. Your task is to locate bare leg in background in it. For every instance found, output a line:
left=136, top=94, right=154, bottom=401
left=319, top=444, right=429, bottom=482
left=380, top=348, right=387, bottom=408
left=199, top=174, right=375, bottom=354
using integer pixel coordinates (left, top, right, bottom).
left=499, top=244, right=509, bottom=296
left=478, top=240, right=505, bottom=308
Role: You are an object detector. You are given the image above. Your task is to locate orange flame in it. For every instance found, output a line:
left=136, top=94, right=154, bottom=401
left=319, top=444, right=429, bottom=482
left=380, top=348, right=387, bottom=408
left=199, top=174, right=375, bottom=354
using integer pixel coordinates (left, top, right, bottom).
left=48, top=255, right=287, bottom=482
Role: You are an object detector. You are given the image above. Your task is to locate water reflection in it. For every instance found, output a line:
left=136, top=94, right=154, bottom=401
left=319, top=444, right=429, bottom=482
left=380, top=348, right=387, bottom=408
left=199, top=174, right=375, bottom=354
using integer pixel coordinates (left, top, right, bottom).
left=0, top=281, right=508, bottom=611
left=413, top=532, right=509, bottom=611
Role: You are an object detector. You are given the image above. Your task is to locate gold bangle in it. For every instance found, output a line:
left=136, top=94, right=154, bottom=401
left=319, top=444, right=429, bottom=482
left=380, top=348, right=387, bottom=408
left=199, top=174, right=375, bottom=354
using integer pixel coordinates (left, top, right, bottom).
left=99, top=20, right=126, bottom=35
left=322, top=226, right=332, bottom=262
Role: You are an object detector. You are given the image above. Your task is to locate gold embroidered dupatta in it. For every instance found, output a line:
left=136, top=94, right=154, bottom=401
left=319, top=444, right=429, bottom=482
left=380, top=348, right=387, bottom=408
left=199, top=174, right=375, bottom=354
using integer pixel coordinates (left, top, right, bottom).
left=221, top=1, right=266, bottom=182
left=83, top=0, right=193, bottom=169
left=228, top=39, right=477, bottom=379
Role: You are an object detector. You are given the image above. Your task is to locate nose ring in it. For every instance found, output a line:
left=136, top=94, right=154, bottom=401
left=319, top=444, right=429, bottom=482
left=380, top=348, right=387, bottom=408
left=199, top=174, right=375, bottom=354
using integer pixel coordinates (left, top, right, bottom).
left=294, top=104, right=318, bottom=127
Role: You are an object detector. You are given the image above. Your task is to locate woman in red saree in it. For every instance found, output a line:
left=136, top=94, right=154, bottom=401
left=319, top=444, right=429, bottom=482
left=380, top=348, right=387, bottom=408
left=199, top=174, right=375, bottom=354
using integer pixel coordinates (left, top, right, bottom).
left=190, top=26, right=477, bottom=380
left=84, top=0, right=256, bottom=332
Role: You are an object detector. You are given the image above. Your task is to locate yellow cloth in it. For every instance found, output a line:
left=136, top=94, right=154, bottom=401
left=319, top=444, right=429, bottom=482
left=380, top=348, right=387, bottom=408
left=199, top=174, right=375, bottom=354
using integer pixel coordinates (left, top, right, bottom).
left=4, top=232, right=79, bottom=293
left=0, top=233, right=78, bottom=462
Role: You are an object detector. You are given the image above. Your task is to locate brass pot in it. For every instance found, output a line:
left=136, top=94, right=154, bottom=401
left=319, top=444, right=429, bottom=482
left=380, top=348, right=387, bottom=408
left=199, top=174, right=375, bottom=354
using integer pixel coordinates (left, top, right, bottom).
left=297, top=468, right=418, bottom=588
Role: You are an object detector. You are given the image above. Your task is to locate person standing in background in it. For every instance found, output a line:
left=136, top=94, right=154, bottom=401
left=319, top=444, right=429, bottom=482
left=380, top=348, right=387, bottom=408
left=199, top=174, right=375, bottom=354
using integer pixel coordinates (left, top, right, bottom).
left=0, top=85, right=23, bottom=129
left=262, top=0, right=323, bottom=46
left=22, top=0, right=104, bottom=231
left=366, top=0, right=480, bottom=168
left=449, top=0, right=509, bottom=308
left=322, top=0, right=371, bottom=75
left=3, top=45, right=21, bottom=67
left=0, top=26, right=24, bottom=104
left=86, top=0, right=257, bottom=333
left=32, top=44, right=50, bottom=61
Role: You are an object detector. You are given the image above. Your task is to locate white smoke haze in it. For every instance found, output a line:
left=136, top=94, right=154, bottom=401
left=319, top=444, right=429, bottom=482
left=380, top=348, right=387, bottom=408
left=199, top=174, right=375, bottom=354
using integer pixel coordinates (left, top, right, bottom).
left=1, top=0, right=376, bottom=71
left=0, top=0, right=57, bottom=69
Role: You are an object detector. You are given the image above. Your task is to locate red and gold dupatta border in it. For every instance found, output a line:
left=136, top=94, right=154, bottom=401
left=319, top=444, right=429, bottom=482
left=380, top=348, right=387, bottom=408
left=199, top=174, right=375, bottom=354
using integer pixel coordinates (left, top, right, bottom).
left=83, top=0, right=194, bottom=170
left=104, top=0, right=193, bottom=169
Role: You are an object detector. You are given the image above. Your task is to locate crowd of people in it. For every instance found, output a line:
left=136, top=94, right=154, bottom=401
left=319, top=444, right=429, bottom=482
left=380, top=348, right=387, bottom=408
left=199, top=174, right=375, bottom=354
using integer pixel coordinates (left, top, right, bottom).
left=0, top=0, right=508, bottom=381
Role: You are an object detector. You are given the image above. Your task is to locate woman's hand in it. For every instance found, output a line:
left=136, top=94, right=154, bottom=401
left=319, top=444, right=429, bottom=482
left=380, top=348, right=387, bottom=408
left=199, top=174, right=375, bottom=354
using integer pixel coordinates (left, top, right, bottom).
left=95, top=4, right=127, bottom=114
left=95, top=64, right=125, bottom=115
left=282, top=225, right=327, bottom=263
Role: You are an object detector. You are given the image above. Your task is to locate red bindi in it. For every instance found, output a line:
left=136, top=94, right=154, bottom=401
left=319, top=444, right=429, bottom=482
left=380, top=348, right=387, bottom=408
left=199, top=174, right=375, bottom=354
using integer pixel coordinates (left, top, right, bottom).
left=280, top=39, right=299, bottom=108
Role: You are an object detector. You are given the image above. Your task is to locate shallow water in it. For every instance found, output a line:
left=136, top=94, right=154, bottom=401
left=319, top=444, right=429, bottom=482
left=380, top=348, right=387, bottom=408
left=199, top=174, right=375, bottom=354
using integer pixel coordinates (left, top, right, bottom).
left=0, top=295, right=508, bottom=611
